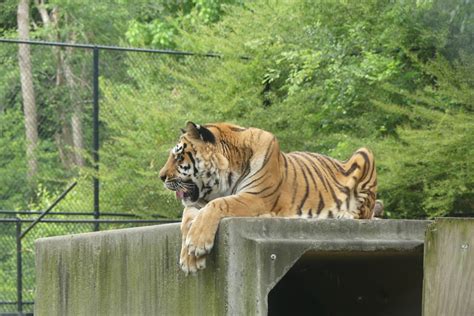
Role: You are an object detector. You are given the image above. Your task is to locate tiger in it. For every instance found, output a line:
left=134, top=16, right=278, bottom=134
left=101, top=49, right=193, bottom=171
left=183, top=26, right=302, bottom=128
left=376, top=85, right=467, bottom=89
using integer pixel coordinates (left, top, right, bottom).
left=159, top=122, right=381, bottom=274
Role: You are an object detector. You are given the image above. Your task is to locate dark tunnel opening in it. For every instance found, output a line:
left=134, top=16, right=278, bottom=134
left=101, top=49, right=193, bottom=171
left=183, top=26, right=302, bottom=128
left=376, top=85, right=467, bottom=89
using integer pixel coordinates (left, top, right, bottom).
left=268, top=251, right=423, bottom=316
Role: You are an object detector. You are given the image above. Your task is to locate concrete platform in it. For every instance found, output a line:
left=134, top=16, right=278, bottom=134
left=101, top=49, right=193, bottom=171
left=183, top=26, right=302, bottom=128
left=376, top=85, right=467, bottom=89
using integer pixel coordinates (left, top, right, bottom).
left=35, top=218, right=431, bottom=316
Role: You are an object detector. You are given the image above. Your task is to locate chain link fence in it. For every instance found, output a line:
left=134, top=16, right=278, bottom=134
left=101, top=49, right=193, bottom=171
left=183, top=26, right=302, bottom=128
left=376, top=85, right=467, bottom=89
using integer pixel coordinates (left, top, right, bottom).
left=0, top=39, right=220, bottom=315
left=0, top=215, right=177, bottom=315
left=1, top=39, right=219, bottom=217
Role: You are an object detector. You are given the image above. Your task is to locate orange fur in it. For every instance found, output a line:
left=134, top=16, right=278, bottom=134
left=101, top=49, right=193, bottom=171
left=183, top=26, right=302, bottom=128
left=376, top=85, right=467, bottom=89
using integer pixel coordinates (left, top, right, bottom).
left=159, top=122, right=378, bottom=274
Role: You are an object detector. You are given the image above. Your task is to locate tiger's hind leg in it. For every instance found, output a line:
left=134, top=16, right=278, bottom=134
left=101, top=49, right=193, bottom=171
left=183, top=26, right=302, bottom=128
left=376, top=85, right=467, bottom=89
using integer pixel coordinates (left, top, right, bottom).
left=354, top=175, right=377, bottom=219
left=335, top=210, right=357, bottom=219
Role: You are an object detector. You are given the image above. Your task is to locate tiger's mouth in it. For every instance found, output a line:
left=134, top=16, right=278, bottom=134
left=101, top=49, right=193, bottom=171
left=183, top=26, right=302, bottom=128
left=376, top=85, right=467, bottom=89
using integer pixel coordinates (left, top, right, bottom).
left=164, top=180, right=199, bottom=202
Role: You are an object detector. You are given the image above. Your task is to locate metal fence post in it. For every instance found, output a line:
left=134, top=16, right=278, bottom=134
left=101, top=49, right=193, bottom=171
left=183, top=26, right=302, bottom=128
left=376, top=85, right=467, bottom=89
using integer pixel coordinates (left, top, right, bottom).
left=93, top=46, right=100, bottom=231
left=16, top=219, right=23, bottom=315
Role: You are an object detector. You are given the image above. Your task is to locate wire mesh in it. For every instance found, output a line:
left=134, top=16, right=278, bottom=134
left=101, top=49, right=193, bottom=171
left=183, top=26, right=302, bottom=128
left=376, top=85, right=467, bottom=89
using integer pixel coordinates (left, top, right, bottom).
left=0, top=39, right=214, bottom=314
left=1, top=41, right=93, bottom=214
left=0, top=216, right=175, bottom=314
left=97, top=49, right=217, bottom=217
left=0, top=40, right=218, bottom=217
left=0, top=221, right=17, bottom=313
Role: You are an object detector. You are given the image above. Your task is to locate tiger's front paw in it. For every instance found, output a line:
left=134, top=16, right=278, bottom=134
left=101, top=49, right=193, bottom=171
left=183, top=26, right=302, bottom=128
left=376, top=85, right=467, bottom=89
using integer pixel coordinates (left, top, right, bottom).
left=179, top=246, right=207, bottom=275
left=185, top=211, right=219, bottom=257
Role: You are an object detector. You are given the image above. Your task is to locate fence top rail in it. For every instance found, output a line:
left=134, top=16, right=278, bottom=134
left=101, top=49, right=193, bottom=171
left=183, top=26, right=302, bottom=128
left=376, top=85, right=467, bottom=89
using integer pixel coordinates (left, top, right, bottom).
left=0, top=38, right=221, bottom=57
left=0, top=210, right=142, bottom=218
left=0, top=218, right=179, bottom=224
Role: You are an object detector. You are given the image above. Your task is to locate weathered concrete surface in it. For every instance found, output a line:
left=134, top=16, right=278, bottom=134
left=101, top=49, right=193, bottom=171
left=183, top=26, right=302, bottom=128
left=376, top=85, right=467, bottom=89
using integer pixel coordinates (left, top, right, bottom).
left=35, top=219, right=430, bottom=316
left=423, top=218, right=474, bottom=316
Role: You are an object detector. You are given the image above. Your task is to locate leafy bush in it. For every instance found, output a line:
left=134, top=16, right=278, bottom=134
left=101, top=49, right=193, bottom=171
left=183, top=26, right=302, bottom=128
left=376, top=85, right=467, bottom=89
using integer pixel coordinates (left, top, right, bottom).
left=95, top=0, right=472, bottom=218
left=1, top=0, right=472, bottom=219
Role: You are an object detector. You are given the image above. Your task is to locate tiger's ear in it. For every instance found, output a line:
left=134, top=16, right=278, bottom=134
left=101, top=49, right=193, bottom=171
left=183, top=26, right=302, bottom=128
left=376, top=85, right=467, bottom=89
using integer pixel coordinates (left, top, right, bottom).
left=185, top=121, right=216, bottom=144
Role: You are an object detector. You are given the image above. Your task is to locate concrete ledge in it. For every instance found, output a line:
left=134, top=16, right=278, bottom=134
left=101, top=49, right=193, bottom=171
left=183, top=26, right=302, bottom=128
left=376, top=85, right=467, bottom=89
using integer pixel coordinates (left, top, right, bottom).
left=35, top=219, right=431, bottom=315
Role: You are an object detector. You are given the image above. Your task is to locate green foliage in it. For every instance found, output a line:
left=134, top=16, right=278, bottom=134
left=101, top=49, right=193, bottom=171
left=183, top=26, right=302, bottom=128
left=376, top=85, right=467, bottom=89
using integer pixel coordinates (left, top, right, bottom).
left=124, top=0, right=241, bottom=48
left=1, top=0, right=473, bottom=221
left=374, top=53, right=474, bottom=218
left=0, top=108, right=28, bottom=209
left=97, top=73, right=186, bottom=217
left=128, top=0, right=472, bottom=218
left=0, top=0, right=17, bottom=36
left=126, top=19, right=176, bottom=48
left=0, top=230, right=17, bottom=311
left=43, top=0, right=474, bottom=219
left=34, top=0, right=134, bottom=44
left=377, top=111, right=473, bottom=218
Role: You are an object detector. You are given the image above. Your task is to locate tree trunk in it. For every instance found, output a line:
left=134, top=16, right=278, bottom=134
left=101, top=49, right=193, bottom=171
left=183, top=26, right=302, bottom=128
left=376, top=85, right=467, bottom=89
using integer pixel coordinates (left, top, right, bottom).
left=64, top=49, right=85, bottom=167
left=17, top=0, right=38, bottom=182
left=63, top=29, right=85, bottom=167
left=35, top=1, right=85, bottom=167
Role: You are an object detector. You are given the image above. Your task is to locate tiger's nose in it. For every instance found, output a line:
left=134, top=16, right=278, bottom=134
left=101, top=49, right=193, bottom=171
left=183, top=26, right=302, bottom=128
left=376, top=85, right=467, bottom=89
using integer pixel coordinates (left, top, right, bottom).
left=159, top=168, right=167, bottom=182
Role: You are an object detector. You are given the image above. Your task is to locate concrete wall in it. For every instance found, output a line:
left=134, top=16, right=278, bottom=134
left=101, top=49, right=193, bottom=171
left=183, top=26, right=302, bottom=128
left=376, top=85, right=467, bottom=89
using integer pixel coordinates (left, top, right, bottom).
left=423, top=218, right=474, bottom=316
left=35, top=219, right=430, bottom=316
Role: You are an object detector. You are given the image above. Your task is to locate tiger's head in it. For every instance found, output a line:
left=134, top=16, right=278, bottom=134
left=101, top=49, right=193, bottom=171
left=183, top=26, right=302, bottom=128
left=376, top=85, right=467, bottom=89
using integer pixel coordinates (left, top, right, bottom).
left=159, top=122, right=229, bottom=206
